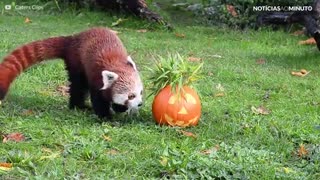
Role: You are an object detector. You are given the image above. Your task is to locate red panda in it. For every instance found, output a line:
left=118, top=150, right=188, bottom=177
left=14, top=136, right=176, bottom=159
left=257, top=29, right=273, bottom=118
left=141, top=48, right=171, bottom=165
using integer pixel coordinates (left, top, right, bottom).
left=0, top=27, right=143, bottom=118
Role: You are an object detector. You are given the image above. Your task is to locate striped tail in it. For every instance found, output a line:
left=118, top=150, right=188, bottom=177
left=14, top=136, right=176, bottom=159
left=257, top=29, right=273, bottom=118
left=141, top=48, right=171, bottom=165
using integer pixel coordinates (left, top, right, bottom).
left=0, top=36, right=68, bottom=99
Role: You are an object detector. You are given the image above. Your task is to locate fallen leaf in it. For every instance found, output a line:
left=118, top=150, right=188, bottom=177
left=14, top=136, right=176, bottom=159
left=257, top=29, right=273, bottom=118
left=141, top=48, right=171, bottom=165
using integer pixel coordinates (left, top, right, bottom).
left=291, top=30, right=304, bottom=36
left=200, top=145, right=220, bottom=155
left=187, top=56, right=202, bottom=62
left=283, top=167, right=292, bottom=174
left=102, top=135, right=112, bottom=141
left=3, top=132, right=25, bottom=143
left=298, top=144, right=308, bottom=157
left=256, top=58, right=266, bottom=65
left=291, top=71, right=303, bottom=77
left=41, top=147, right=53, bottom=153
left=24, top=17, right=31, bottom=23
left=56, top=85, right=69, bottom=96
left=298, top=38, right=316, bottom=45
left=106, top=149, right=119, bottom=155
left=175, top=33, right=185, bottom=38
left=111, top=18, right=127, bottom=27
left=214, top=92, right=225, bottom=97
left=21, top=109, right=34, bottom=116
left=208, top=72, right=214, bottom=76
left=0, top=163, right=12, bottom=172
left=226, top=4, right=238, bottom=17
left=251, top=106, right=270, bottom=115
left=178, top=130, right=197, bottom=138
left=136, top=29, right=148, bottom=33
left=300, top=69, right=308, bottom=74
left=39, top=152, right=60, bottom=160
left=160, top=156, right=168, bottom=166
left=291, top=69, right=310, bottom=77
left=0, top=163, right=12, bottom=168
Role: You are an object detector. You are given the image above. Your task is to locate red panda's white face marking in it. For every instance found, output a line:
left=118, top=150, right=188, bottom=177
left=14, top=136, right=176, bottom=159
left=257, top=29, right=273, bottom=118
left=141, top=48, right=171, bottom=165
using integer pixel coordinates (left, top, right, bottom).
left=100, top=56, right=143, bottom=114
left=111, top=77, right=143, bottom=114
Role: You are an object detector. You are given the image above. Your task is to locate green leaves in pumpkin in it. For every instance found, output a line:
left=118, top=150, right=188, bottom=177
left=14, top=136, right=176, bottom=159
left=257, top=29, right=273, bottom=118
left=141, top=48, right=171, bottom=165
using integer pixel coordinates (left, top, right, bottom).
left=147, top=53, right=203, bottom=98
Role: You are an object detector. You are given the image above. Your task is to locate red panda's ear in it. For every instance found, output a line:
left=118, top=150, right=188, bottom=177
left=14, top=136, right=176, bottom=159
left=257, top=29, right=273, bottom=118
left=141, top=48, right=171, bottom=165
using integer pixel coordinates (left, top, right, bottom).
left=100, top=70, right=119, bottom=90
left=127, top=56, right=137, bottom=71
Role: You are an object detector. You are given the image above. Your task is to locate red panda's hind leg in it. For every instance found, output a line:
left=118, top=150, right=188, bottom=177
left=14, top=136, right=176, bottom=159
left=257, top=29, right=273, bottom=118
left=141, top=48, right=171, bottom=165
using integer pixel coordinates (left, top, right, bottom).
left=90, top=88, right=112, bottom=119
left=68, top=72, right=90, bottom=109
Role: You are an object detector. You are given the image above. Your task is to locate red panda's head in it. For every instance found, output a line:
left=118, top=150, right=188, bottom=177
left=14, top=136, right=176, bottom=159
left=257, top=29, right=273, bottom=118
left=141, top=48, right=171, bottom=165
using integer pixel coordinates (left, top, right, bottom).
left=100, top=56, right=143, bottom=114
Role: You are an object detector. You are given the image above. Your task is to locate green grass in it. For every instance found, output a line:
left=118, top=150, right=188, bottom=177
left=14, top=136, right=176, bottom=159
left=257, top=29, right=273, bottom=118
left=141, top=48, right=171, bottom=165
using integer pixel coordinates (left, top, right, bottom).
left=1, top=3, right=320, bottom=179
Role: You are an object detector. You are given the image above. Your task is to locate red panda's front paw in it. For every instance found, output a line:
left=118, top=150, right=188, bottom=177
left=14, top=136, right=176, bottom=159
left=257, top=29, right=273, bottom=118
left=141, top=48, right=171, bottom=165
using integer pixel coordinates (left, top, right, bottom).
left=0, top=87, right=7, bottom=100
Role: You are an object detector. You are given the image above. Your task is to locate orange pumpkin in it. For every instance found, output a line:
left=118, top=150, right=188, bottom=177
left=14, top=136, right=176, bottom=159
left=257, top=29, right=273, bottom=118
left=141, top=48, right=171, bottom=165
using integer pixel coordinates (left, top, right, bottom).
left=152, top=85, right=201, bottom=127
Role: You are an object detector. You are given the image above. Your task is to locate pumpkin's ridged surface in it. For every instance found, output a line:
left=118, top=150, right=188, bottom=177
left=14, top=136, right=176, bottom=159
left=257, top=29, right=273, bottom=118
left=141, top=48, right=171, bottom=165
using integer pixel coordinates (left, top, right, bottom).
left=152, top=86, right=201, bottom=127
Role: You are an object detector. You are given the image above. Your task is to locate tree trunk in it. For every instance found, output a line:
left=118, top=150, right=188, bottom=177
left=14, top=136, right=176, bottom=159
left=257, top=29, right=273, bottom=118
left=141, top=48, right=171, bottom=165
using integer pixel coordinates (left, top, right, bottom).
left=95, top=0, right=172, bottom=29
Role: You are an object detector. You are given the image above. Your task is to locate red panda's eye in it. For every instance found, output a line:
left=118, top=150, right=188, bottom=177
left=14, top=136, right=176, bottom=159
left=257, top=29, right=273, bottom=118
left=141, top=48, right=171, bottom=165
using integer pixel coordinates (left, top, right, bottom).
left=128, top=94, right=136, bottom=100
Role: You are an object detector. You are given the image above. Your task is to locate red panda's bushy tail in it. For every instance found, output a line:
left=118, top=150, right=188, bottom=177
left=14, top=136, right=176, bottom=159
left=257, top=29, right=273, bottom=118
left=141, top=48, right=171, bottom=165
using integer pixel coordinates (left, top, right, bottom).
left=0, top=36, right=69, bottom=99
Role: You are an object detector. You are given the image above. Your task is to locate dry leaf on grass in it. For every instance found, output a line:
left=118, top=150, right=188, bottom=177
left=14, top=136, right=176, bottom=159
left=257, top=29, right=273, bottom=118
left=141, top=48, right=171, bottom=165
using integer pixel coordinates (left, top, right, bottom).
left=56, top=85, right=69, bottom=96
left=187, top=56, right=202, bottom=62
left=291, top=30, right=304, bottom=36
left=2, top=132, right=25, bottom=143
left=0, top=163, right=13, bottom=171
left=39, top=152, right=60, bottom=160
left=200, top=144, right=220, bottom=155
left=136, top=29, right=148, bottom=33
left=106, top=149, right=120, bottom=155
left=283, top=167, right=293, bottom=174
left=24, top=17, right=31, bottom=23
left=41, top=147, right=53, bottom=153
left=291, top=69, right=310, bottom=77
left=226, top=5, right=238, bottom=17
left=298, top=144, right=308, bottom=157
left=21, top=109, right=34, bottom=116
left=160, top=156, right=168, bottom=166
left=178, top=130, right=197, bottom=138
left=214, top=93, right=225, bottom=97
left=256, top=58, right=266, bottom=65
left=102, top=135, right=112, bottom=141
left=251, top=106, right=270, bottom=115
left=175, top=33, right=185, bottom=38
left=298, top=38, right=316, bottom=45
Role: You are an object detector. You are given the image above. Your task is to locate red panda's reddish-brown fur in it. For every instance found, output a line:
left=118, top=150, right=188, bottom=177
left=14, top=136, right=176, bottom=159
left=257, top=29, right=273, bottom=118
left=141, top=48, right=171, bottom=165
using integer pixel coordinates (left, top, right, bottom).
left=0, top=37, right=67, bottom=99
left=0, top=27, right=142, bottom=118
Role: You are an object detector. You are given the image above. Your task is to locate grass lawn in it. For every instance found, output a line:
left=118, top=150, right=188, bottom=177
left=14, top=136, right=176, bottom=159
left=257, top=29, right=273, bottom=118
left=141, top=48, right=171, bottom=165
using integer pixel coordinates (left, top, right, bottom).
left=0, top=2, right=320, bottom=179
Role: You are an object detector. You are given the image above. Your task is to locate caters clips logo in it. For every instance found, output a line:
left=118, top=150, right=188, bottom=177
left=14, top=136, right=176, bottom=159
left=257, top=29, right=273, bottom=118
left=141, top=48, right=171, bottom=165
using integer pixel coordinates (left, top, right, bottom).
left=4, top=4, right=44, bottom=11
left=5, top=5, right=12, bottom=10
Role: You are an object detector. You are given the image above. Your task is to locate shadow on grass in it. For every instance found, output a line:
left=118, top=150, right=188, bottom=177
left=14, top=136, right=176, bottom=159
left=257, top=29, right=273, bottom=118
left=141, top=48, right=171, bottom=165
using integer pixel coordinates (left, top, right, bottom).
left=3, top=94, right=152, bottom=126
left=254, top=48, right=320, bottom=69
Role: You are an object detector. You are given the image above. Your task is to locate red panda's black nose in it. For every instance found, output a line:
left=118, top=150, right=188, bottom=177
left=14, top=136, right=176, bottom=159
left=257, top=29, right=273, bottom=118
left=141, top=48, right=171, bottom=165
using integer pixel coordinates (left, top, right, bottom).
left=138, top=102, right=143, bottom=107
